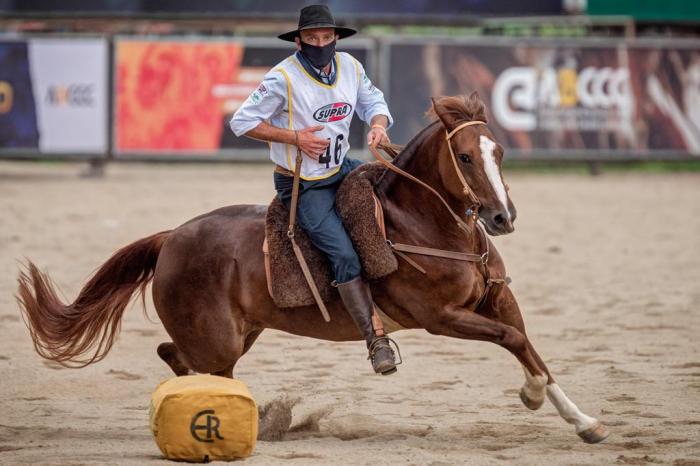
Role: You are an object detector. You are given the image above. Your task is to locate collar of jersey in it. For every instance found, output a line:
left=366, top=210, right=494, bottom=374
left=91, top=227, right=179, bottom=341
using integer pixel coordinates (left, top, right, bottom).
left=292, top=52, right=340, bottom=89
left=296, top=51, right=336, bottom=83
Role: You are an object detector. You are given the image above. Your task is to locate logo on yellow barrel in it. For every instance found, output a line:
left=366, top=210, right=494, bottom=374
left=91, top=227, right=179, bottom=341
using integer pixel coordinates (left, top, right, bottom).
left=190, top=409, right=224, bottom=442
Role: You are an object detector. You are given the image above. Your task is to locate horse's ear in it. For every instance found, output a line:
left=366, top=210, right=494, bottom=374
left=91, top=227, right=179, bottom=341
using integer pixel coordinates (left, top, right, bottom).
left=466, top=92, right=487, bottom=122
left=430, top=96, right=461, bottom=131
left=430, top=97, right=439, bottom=118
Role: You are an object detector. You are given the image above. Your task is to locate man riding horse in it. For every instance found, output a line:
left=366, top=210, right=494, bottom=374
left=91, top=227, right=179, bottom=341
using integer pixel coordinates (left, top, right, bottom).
left=229, top=5, right=399, bottom=375
left=15, top=7, right=611, bottom=445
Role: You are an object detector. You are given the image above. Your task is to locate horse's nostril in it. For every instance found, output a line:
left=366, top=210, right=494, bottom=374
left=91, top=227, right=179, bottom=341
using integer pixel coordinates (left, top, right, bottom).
left=494, top=213, right=505, bottom=225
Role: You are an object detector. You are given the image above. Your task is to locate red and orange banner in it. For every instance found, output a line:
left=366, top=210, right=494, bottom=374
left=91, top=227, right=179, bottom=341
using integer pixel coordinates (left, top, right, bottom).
left=115, top=40, right=244, bottom=153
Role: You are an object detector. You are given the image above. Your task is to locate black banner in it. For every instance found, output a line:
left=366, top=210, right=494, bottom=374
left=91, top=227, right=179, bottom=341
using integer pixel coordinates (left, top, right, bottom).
left=387, top=40, right=700, bottom=157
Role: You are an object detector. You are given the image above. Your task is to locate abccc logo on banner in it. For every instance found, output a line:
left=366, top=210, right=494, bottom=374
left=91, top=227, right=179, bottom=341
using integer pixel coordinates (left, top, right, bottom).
left=492, top=66, right=632, bottom=131
left=29, top=38, right=108, bottom=153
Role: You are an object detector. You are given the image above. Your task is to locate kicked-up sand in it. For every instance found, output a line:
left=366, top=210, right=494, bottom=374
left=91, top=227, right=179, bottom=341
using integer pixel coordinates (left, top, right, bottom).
left=0, top=161, right=699, bottom=465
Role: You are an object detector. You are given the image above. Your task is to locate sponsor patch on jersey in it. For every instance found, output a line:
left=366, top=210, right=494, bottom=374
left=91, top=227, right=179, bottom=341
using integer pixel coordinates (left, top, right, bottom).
left=250, top=91, right=262, bottom=104
left=257, top=83, right=268, bottom=97
left=313, top=102, right=353, bottom=123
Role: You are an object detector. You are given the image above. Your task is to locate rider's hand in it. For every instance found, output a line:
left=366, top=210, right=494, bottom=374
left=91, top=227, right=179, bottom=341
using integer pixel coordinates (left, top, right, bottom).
left=367, top=125, right=390, bottom=149
left=295, top=125, right=329, bottom=161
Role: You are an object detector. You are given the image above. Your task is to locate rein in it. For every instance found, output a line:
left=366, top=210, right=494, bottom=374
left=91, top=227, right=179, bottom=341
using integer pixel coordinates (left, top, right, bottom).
left=286, top=120, right=506, bottom=320
left=369, top=120, right=486, bottom=235
left=288, top=148, right=331, bottom=322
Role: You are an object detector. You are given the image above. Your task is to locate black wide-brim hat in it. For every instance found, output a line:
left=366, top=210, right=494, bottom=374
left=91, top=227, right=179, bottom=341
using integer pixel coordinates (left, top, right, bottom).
left=278, top=4, right=356, bottom=42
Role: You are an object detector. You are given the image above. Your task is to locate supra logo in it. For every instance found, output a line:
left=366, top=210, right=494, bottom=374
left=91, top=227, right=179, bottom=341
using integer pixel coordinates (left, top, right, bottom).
left=45, top=84, right=94, bottom=107
left=190, top=409, right=224, bottom=443
left=313, top=102, right=352, bottom=122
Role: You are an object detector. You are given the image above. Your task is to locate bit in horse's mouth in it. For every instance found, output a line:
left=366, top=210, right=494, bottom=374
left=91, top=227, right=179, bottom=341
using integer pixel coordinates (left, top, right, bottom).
left=477, top=217, right=494, bottom=235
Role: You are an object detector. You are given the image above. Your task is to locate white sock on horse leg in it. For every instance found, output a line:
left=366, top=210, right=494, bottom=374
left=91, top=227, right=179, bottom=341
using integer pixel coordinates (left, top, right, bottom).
left=546, top=384, right=598, bottom=433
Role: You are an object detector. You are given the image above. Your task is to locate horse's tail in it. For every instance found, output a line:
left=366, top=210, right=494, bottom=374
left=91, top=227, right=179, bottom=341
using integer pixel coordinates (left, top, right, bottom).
left=16, top=230, right=171, bottom=368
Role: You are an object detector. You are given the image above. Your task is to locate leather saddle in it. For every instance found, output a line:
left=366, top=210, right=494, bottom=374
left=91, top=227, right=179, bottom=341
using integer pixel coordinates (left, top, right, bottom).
left=262, top=162, right=397, bottom=309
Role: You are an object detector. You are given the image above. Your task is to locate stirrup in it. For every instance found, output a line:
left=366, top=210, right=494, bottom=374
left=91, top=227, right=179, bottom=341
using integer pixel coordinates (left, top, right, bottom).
left=368, top=336, right=403, bottom=366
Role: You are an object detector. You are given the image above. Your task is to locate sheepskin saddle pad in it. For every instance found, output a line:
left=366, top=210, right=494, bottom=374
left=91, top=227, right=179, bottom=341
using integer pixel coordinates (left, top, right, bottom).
left=263, top=162, right=398, bottom=308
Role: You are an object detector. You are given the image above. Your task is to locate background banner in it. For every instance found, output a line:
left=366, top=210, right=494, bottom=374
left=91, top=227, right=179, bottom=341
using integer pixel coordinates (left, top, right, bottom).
left=387, top=39, right=700, bottom=158
left=115, top=40, right=243, bottom=154
left=0, top=37, right=107, bottom=155
left=114, top=38, right=370, bottom=157
left=0, top=41, right=40, bottom=149
left=29, top=38, right=108, bottom=153
left=5, top=35, right=698, bottom=160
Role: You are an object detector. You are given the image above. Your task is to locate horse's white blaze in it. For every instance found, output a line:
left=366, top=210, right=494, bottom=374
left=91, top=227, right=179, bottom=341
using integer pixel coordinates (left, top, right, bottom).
left=479, top=135, right=510, bottom=220
left=546, top=384, right=598, bottom=433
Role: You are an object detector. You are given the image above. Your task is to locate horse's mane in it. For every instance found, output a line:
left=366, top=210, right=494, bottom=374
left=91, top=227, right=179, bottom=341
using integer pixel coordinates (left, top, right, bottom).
left=425, top=93, right=488, bottom=125
left=374, top=121, right=440, bottom=192
left=376, top=93, right=487, bottom=192
left=391, top=121, right=440, bottom=170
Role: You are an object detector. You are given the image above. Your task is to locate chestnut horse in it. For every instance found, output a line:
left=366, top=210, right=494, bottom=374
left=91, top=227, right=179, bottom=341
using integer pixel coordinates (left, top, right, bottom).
left=17, top=93, right=608, bottom=444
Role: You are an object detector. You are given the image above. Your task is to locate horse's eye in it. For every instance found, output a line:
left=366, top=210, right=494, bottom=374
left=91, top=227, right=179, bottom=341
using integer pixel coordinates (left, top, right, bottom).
left=459, top=154, right=471, bottom=164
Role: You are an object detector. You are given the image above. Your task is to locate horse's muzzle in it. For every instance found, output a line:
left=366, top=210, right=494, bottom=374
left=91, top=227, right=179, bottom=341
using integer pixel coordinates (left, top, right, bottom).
left=481, top=208, right=516, bottom=236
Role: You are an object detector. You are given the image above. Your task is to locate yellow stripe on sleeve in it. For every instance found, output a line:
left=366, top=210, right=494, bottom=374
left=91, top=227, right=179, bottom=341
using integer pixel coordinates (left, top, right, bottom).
left=275, top=68, right=294, bottom=171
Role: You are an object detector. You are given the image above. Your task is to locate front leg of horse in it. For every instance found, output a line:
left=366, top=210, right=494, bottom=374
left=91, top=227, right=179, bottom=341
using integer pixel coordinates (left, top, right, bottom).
left=424, top=305, right=549, bottom=399
left=519, top=348, right=609, bottom=444
left=425, top=304, right=608, bottom=444
left=489, top=286, right=610, bottom=444
left=520, top=365, right=548, bottom=411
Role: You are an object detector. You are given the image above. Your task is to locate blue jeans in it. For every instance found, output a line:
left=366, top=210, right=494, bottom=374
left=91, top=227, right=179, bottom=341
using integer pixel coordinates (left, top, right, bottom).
left=274, top=157, right=365, bottom=284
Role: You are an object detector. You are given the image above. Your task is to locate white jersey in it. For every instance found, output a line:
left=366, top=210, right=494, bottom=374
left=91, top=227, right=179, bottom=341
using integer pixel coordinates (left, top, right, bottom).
left=230, top=51, right=392, bottom=180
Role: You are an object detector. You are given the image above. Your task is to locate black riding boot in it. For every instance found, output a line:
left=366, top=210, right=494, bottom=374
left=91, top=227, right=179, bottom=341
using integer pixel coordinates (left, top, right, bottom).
left=337, top=277, right=397, bottom=375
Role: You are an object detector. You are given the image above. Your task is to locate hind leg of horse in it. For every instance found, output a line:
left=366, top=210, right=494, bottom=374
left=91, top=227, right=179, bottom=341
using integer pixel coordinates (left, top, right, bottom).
left=157, top=328, right=264, bottom=379
left=157, top=342, right=192, bottom=376
left=487, top=286, right=609, bottom=443
left=208, top=329, right=264, bottom=378
left=155, top=285, right=251, bottom=376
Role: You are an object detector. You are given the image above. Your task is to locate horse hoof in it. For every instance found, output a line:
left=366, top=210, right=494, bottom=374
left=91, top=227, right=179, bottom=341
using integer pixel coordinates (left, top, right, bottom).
left=519, top=387, right=545, bottom=410
left=578, top=422, right=610, bottom=444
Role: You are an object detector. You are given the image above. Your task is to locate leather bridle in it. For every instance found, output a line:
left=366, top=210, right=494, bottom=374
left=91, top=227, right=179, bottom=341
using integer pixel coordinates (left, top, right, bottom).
left=369, top=120, right=488, bottom=235
left=369, top=120, right=509, bottom=311
left=286, top=119, right=506, bottom=321
left=444, top=120, right=486, bottom=219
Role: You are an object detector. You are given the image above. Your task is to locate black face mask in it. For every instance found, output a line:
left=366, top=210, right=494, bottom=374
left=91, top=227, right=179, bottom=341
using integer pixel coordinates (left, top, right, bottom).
left=299, top=39, right=336, bottom=69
